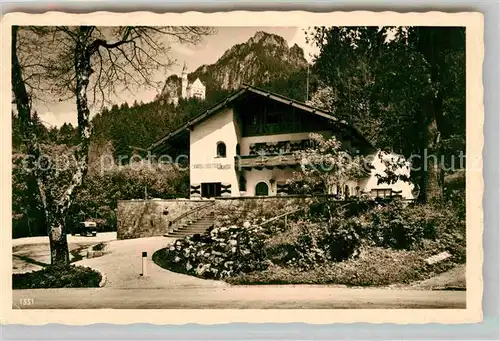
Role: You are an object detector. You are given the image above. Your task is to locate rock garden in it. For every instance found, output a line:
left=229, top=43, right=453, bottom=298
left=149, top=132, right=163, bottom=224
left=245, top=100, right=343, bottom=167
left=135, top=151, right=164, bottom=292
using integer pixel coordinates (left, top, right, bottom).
left=153, top=196, right=466, bottom=286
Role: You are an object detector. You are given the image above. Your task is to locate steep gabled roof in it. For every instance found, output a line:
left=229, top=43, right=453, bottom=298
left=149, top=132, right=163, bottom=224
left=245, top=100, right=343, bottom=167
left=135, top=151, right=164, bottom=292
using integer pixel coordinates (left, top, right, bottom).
left=148, top=84, right=374, bottom=152
left=191, top=78, right=205, bottom=88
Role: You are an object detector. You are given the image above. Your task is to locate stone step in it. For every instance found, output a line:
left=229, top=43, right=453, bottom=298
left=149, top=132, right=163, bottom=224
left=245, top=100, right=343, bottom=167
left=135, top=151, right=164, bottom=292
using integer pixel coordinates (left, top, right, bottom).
left=168, top=228, right=211, bottom=235
left=177, top=222, right=214, bottom=229
left=165, top=214, right=215, bottom=238
left=174, top=226, right=211, bottom=231
left=165, top=233, right=206, bottom=238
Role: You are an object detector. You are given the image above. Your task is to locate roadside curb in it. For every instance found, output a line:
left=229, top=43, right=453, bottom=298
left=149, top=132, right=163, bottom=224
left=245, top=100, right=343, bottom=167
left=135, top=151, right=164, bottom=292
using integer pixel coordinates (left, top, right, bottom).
left=432, top=286, right=466, bottom=291
left=83, top=244, right=108, bottom=287
left=97, top=268, right=107, bottom=287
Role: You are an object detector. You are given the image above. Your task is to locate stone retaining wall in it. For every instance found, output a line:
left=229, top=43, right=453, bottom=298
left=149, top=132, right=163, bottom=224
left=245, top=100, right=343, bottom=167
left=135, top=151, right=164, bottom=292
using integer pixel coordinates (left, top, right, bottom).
left=117, top=196, right=320, bottom=239
left=117, top=199, right=210, bottom=239
left=213, top=196, right=315, bottom=227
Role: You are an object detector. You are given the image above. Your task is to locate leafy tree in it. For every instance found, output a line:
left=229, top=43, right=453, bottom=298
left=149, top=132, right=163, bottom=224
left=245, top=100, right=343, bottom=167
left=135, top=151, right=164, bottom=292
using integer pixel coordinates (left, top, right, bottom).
left=308, top=26, right=465, bottom=203
left=260, top=67, right=318, bottom=102
left=287, top=133, right=367, bottom=221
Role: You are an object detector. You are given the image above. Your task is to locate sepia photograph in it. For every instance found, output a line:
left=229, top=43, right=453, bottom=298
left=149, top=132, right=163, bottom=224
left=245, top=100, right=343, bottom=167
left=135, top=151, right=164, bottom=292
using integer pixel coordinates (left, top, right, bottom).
left=1, top=11, right=484, bottom=324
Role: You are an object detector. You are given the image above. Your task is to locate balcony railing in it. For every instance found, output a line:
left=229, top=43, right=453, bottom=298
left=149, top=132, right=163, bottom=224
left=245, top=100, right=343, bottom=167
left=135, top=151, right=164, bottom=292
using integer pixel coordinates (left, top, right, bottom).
left=248, top=139, right=313, bottom=156
left=235, top=153, right=302, bottom=170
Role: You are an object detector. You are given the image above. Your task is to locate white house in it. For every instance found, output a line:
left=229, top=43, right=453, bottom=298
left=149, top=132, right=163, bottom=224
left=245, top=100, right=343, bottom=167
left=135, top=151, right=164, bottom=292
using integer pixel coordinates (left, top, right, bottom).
left=149, top=84, right=414, bottom=200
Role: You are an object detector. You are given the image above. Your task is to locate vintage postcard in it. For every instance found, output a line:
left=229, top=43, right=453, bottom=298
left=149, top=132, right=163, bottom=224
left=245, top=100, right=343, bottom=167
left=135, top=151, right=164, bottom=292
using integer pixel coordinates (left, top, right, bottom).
left=1, top=10, right=483, bottom=325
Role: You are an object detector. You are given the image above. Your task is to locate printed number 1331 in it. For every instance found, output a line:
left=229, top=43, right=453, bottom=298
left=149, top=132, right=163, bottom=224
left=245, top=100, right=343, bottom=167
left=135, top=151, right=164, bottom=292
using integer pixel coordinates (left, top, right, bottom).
left=19, top=298, right=34, bottom=306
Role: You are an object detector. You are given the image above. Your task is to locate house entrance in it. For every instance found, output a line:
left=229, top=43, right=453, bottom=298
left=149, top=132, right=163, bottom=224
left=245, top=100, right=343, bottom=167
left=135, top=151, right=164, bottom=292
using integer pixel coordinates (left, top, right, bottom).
left=255, top=182, right=269, bottom=196
left=201, top=182, right=222, bottom=198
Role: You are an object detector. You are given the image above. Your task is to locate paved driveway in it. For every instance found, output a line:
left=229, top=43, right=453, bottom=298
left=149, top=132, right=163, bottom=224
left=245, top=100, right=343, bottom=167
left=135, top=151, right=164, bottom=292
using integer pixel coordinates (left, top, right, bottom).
left=12, top=232, right=117, bottom=274
left=76, top=236, right=228, bottom=289
left=12, top=233, right=227, bottom=289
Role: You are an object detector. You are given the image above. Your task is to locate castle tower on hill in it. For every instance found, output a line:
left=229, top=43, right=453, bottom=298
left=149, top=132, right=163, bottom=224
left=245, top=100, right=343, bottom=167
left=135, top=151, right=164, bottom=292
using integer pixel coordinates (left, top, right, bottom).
left=181, top=62, right=188, bottom=99
left=181, top=62, right=206, bottom=101
left=163, top=62, right=207, bottom=106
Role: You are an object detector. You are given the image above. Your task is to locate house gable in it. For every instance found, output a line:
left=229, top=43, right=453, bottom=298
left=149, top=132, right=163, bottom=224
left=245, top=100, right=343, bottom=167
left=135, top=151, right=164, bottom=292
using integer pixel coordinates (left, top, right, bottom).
left=149, top=84, right=375, bottom=155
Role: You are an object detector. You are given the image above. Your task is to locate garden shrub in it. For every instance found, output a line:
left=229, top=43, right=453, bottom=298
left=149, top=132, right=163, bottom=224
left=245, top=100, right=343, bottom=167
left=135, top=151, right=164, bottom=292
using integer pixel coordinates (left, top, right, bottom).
left=353, top=199, right=465, bottom=262
left=153, top=223, right=269, bottom=279
left=356, top=201, right=437, bottom=250
left=322, top=217, right=361, bottom=261
left=92, top=243, right=106, bottom=251
left=228, top=246, right=454, bottom=286
left=12, top=265, right=102, bottom=289
left=265, top=220, right=329, bottom=269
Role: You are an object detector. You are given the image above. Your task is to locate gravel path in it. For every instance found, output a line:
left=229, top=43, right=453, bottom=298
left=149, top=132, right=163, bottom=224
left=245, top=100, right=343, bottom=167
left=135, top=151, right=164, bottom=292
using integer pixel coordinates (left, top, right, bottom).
left=12, top=233, right=227, bottom=289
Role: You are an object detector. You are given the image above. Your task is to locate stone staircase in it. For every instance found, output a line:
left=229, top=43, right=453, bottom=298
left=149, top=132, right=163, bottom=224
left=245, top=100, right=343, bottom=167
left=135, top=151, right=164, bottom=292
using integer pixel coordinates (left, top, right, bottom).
left=164, top=212, right=215, bottom=238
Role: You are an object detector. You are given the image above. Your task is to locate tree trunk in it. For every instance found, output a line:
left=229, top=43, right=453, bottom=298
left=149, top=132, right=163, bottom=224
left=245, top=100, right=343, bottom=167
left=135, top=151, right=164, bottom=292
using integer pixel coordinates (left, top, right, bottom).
left=48, top=27, right=95, bottom=265
left=423, top=115, right=444, bottom=203
left=12, top=26, right=57, bottom=255
left=48, top=220, right=70, bottom=265
left=13, top=26, right=95, bottom=265
left=415, top=28, right=445, bottom=204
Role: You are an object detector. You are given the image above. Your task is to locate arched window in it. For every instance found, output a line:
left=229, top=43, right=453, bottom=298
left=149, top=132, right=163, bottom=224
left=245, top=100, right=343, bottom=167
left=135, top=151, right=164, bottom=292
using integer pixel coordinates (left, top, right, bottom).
left=255, top=182, right=269, bottom=196
left=216, top=141, right=226, bottom=158
left=236, top=143, right=241, bottom=156
left=344, top=185, right=350, bottom=197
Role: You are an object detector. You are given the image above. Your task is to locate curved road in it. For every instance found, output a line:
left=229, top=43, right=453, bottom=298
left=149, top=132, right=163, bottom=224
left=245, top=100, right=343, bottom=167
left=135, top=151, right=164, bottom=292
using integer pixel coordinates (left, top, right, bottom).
left=11, top=233, right=466, bottom=310
left=12, top=286, right=465, bottom=309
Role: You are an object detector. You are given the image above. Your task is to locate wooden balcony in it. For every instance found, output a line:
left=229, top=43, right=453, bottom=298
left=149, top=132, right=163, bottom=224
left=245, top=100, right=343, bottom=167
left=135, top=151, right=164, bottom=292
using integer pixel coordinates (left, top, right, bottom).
left=235, top=154, right=301, bottom=170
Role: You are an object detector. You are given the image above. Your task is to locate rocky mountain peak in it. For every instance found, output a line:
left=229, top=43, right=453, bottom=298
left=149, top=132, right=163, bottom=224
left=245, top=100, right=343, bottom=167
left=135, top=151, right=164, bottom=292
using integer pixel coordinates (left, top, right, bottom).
left=249, top=31, right=287, bottom=48
left=160, top=31, right=308, bottom=97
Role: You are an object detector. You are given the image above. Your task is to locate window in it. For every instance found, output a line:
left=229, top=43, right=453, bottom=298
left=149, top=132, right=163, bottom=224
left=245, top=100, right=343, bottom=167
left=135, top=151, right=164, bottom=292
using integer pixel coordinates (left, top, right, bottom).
left=255, top=182, right=269, bottom=196
left=371, top=188, right=392, bottom=198
left=216, top=142, right=226, bottom=158
left=238, top=174, right=246, bottom=191
left=201, top=183, right=222, bottom=198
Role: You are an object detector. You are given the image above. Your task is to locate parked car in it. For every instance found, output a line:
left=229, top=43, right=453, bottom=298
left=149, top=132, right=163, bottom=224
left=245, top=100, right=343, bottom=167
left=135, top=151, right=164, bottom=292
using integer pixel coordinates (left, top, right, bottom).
left=71, top=221, right=97, bottom=237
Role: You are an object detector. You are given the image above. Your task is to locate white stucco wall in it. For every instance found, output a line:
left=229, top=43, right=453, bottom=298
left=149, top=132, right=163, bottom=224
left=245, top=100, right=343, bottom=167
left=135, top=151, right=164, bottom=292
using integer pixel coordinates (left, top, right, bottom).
left=243, top=169, right=361, bottom=197
left=242, top=168, right=296, bottom=196
left=189, top=108, right=239, bottom=197
left=359, top=150, right=414, bottom=199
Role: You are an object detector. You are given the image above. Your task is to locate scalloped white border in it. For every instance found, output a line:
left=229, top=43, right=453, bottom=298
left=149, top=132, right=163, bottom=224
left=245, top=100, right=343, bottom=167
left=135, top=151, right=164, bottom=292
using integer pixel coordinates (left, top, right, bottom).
left=0, top=10, right=484, bottom=325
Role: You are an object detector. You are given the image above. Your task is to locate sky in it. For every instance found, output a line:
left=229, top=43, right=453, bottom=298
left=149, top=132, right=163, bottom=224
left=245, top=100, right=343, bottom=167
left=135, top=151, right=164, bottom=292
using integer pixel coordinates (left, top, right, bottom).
left=36, top=27, right=319, bottom=128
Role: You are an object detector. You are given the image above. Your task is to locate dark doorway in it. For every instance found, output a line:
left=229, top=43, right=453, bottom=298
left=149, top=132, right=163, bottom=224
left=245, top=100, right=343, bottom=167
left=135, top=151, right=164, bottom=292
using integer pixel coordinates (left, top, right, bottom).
left=255, top=182, right=269, bottom=196
left=201, top=182, right=222, bottom=198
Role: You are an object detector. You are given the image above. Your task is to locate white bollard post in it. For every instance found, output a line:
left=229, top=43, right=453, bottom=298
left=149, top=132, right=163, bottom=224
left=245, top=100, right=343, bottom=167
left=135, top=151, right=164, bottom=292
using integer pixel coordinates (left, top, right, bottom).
left=141, top=251, right=148, bottom=277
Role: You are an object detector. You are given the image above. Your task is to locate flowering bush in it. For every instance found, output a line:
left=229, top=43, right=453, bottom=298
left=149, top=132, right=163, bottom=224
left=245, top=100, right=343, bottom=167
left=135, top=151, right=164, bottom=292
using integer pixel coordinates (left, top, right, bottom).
left=153, top=223, right=269, bottom=279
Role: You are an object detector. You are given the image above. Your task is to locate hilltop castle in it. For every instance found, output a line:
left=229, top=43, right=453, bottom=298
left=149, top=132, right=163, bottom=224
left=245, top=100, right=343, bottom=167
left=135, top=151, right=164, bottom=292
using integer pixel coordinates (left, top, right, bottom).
left=163, top=63, right=206, bottom=106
